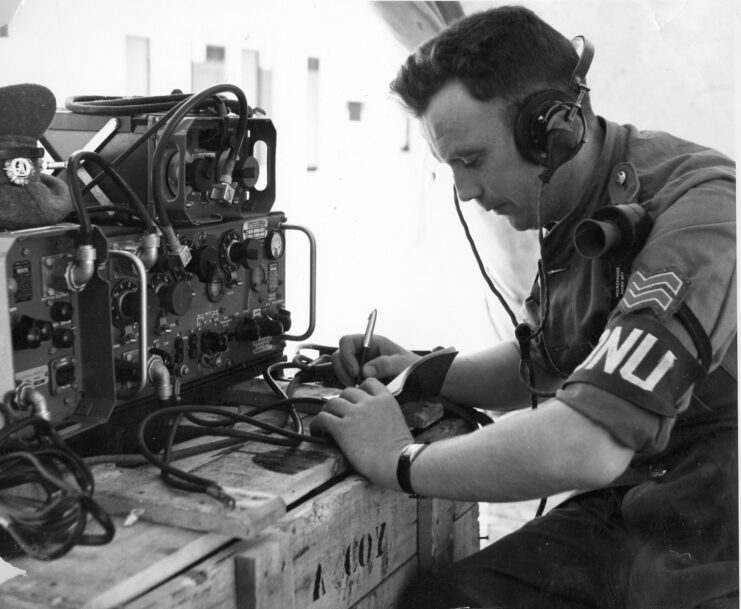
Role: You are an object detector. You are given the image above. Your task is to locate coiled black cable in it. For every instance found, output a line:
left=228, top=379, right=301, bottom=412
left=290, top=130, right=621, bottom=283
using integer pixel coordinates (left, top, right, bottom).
left=0, top=416, right=115, bottom=560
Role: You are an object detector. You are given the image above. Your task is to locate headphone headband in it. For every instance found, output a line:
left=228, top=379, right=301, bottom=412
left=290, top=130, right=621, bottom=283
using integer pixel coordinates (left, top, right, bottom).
left=513, top=36, right=595, bottom=182
left=569, top=36, right=595, bottom=93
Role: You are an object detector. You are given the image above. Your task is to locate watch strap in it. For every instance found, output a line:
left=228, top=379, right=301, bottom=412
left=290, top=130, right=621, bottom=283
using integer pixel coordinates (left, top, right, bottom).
left=396, top=442, right=429, bottom=498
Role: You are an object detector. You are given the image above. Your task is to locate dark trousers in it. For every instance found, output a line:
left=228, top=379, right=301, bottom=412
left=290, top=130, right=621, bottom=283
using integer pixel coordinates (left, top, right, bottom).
left=400, top=488, right=739, bottom=609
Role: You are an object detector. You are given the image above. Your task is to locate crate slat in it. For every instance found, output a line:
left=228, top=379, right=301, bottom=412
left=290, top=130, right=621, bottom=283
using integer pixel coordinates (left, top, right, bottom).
left=0, top=518, right=226, bottom=609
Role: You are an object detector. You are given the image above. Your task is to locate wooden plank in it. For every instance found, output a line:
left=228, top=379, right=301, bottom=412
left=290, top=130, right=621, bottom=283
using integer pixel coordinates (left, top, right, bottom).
left=417, top=497, right=455, bottom=575
left=84, top=534, right=231, bottom=609
left=0, top=517, right=223, bottom=609
left=235, top=532, right=295, bottom=609
left=92, top=462, right=287, bottom=539
left=190, top=435, right=346, bottom=509
left=89, top=407, right=348, bottom=537
left=452, top=503, right=480, bottom=562
left=124, top=542, right=245, bottom=609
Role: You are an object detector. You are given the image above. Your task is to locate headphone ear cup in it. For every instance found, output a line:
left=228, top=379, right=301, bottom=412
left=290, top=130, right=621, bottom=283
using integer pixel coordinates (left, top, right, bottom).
left=544, top=122, right=583, bottom=175
left=513, top=89, right=585, bottom=171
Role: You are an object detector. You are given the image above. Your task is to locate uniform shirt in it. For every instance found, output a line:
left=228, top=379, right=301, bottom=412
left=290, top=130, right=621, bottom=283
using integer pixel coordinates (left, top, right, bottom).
left=523, top=118, right=735, bottom=453
left=522, top=119, right=737, bottom=571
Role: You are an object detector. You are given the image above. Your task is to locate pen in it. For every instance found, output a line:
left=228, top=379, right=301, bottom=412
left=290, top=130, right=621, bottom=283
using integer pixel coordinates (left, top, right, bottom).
left=356, top=309, right=377, bottom=384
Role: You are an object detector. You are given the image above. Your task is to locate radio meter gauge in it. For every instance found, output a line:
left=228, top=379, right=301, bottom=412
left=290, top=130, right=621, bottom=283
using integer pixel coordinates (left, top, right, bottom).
left=266, top=230, right=285, bottom=260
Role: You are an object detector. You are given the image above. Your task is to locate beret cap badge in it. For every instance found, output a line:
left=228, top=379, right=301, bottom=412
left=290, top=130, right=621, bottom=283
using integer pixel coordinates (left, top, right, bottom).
left=4, top=157, right=35, bottom=186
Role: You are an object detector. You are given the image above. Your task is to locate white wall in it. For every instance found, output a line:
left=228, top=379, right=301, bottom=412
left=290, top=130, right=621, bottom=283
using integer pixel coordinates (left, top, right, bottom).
left=1, top=0, right=735, bottom=358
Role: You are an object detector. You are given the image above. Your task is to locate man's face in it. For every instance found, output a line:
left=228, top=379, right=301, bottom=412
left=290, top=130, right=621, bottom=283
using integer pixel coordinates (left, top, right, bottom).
left=421, top=80, right=545, bottom=231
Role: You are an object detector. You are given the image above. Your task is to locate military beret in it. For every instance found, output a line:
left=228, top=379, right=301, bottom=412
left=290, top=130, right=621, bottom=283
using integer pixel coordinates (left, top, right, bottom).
left=0, top=83, right=73, bottom=230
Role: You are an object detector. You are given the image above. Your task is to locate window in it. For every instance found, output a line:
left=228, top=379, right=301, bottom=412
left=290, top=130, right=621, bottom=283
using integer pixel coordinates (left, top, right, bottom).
left=307, top=57, right=320, bottom=171
left=125, top=36, right=150, bottom=95
left=192, top=45, right=225, bottom=91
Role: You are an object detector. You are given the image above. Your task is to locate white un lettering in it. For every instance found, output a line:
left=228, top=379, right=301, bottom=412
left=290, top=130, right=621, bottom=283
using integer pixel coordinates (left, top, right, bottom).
left=576, top=326, right=676, bottom=391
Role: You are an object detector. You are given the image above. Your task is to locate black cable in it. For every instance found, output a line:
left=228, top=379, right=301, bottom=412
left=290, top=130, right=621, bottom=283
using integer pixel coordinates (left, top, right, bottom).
left=453, top=189, right=518, bottom=327
left=136, top=397, right=327, bottom=507
left=151, top=85, right=250, bottom=232
left=0, top=416, right=115, bottom=560
left=63, top=153, right=94, bottom=246
left=79, top=99, right=188, bottom=197
left=69, top=92, right=252, bottom=201
left=65, top=93, right=244, bottom=116
left=65, top=150, right=159, bottom=235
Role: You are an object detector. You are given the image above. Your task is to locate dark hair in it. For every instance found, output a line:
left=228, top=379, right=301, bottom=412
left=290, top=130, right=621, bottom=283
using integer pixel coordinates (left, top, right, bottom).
left=390, top=6, right=585, bottom=123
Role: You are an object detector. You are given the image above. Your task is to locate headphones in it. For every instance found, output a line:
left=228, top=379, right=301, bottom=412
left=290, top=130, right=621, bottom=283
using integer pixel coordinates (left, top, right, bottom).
left=513, top=36, right=595, bottom=183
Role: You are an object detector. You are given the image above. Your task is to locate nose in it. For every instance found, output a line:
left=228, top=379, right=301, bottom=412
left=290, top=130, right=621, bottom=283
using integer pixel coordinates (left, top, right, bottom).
left=451, top=168, right=482, bottom=203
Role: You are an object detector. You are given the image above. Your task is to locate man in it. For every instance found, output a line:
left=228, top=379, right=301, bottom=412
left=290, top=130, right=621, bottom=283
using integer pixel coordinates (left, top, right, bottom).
left=311, top=6, right=737, bottom=608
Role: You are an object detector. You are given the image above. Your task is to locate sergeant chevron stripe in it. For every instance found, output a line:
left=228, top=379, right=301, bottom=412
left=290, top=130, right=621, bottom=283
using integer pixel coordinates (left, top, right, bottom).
left=618, top=266, right=689, bottom=320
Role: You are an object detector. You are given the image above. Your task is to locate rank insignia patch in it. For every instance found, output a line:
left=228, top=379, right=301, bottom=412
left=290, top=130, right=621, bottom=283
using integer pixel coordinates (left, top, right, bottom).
left=618, top=266, right=689, bottom=321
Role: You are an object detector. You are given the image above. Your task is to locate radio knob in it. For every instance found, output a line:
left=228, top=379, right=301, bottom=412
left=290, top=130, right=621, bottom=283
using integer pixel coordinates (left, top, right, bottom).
left=160, top=281, right=194, bottom=316
left=276, top=308, right=292, bottom=332
left=50, top=301, right=74, bottom=322
left=190, top=245, right=219, bottom=283
left=52, top=328, right=75, bottom=349
left=228, top=240, right=257, bottom=269
left=258, top=317, right=284, bottom=337
left=118, top=290, right=139, bottom=320
left=12, top=315, right=42, bottom=350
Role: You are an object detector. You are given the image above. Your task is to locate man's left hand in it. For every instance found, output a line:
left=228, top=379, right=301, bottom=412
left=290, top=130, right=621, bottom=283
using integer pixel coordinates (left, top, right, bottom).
left=310, top=378, right=414, bottom=489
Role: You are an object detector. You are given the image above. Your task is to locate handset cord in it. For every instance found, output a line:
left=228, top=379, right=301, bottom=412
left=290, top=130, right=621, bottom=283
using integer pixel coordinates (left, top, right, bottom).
left=453, top=184, right=557, bottom=517
left=453, top=185, right=557, bottom=404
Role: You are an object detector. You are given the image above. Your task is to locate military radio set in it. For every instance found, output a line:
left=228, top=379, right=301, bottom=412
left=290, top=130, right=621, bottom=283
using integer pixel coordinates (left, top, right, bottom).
left=0, top=84, right=316, bottom=440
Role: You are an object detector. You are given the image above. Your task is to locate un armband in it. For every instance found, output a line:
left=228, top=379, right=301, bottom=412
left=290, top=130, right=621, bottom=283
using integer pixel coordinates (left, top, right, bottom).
left=562, top=314, right=705, bottom=418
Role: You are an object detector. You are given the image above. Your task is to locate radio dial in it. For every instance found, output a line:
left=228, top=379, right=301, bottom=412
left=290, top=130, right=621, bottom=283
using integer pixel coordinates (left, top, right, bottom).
left=219, top=230, right=242, bottom=273
left=112, top=280, right=158, bottom=326
left=265, top=230, right=285, bottom=260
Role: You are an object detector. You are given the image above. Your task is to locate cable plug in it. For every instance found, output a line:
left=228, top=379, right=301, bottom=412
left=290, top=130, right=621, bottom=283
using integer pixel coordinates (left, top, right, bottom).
left=209, top=179, right=236, bottom=205
left=161, top=226, right=192, bottom=268
left=206, top=484, right=236, bottom=509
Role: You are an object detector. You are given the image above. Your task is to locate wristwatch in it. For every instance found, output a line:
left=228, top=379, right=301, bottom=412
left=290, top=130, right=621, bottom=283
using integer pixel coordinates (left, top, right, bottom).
left=396, top=442, right=430, bottom=498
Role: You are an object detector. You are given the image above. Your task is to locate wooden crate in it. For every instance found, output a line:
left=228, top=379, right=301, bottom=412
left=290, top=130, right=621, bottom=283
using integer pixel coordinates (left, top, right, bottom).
left=1, top=469, right=478, bottom=609
left=0, top=385, right=480, bottom=608
left=110, top=479, right=477, bottom=609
